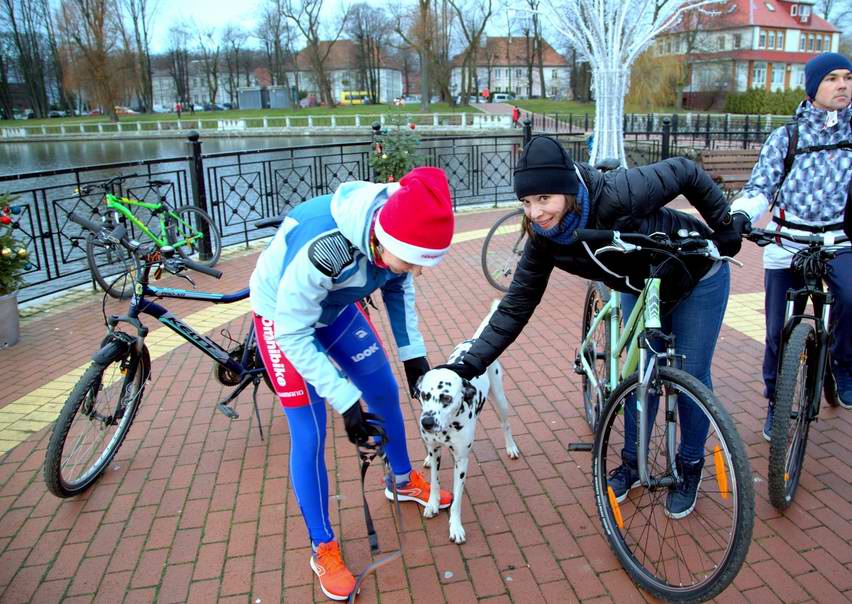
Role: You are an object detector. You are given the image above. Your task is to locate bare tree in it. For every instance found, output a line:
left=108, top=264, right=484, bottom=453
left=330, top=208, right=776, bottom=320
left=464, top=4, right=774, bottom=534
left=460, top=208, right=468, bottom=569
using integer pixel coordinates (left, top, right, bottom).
left=393, top=0, right=453, bottom=110
left=348, top=4, right=389, bottom=104
left=165, top=22, right=190, bottom=106
left=121, top=0, right=154, bottom=112
left=197, top=27, right=220, bottom=105
left=60, top=0, right=122, bottom=122
left=222, top=25, right=246, bottom=106
left=280, top=0, right=348, bottom=106
left=0, top=33, right=14, bottom=118
left=448, top=0, right=493, bottom=104
left=1, top=0, right=50, bottom=117
left=257, top=0, right=297, bottom=95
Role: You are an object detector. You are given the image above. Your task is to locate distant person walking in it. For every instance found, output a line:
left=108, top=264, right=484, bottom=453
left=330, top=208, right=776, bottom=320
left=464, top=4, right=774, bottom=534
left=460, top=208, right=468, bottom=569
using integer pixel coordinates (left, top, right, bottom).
left=511, top=105, right=520, bottom=128
left=175, top=102, right=182, bottom=119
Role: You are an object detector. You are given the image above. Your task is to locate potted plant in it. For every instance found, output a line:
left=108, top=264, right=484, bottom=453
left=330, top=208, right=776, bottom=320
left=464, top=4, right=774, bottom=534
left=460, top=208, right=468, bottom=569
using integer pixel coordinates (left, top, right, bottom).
left=0, top=193, right=30, bottom=348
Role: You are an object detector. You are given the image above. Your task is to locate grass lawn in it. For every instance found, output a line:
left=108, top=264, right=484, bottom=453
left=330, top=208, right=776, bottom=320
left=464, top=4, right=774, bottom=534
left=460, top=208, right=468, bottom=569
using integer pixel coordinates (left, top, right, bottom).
left=1, top=103, right=480, bottom=128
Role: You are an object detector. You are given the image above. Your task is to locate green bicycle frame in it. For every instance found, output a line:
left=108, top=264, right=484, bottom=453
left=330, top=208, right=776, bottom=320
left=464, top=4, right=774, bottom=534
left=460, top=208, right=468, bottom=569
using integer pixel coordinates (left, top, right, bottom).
left=104, top=194, right=204, bottom=249
left=579, top=278, right=662, bottom=395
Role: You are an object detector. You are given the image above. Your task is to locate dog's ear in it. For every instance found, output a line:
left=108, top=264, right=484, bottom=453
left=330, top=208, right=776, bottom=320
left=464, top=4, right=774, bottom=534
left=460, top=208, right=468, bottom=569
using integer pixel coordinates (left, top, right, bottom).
left=461, top=379, right=477, bottom=404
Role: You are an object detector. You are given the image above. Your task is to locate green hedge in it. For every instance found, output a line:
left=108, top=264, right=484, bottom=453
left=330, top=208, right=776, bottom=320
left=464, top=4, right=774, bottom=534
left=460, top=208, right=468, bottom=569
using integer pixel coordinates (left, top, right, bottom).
left=724, top=88, right=805, bottom=116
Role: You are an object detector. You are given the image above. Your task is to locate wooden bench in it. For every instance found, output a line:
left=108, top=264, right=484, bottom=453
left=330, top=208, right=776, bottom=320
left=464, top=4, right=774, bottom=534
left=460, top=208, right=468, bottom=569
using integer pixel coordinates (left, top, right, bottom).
left=698, top=148, right=761, bottom=198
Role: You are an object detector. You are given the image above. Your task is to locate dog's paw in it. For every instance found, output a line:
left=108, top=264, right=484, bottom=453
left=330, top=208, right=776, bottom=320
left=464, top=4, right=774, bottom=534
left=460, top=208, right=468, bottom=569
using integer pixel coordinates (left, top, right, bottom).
left=449, top=520, right=466, bottom=543
left=423, top=503, right=440, bottom=518
left=506, top=442, right=520, bottom=459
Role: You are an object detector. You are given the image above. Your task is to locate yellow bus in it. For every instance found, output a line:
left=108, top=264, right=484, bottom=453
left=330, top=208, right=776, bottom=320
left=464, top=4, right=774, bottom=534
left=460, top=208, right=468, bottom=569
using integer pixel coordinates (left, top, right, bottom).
left=340, top=91, right=371, bottom=105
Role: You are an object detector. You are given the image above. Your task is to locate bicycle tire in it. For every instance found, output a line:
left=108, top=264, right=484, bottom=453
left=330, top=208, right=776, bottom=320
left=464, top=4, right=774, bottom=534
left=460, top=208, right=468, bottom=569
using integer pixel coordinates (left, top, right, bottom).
left=580, top=281, right=611, bottom=432
left=481, top=208, right=526, bottom=292
left=43, top=342, right=148, bottom=498
left=768, top=322, right=817, bottom=510
left=167, top=206, right=221, bottom=267
left=591, top=367, right=753, bottom=602
left=85, top=229, right=136, bottom=300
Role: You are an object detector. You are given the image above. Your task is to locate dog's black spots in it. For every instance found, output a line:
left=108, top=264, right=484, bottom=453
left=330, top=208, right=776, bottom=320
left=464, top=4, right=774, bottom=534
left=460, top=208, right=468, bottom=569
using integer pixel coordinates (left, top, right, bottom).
left=451, top=421, right=462, bottom=430
left=467, top=443, right=472, bottom=449
left=460, top=471, right=465, bottom=479
left=422, top=392, right=431, bottom=402
left=441, top=430, right=447, bottom=436
left=455, top=406, right=465, bottom=417
left=444, top=434, right=451, bottom=442
left=495, top=367, right=499, bottom=374
left=468, top=411, right=473, bottom=419
left=449, top=445, right=454, bottom=452
left=436, top=457, right=442, bottom=470
left=475, top=396, right=486, bottom=415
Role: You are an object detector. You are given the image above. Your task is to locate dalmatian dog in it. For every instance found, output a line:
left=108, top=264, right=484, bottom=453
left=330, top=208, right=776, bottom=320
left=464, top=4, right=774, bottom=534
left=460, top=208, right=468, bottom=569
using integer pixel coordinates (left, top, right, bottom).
left=414, top=300, right=520, bottom=543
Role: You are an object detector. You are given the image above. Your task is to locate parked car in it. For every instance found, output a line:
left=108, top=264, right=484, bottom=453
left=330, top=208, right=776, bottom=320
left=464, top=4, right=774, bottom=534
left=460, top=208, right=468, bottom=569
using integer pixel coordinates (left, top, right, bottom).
left=114, top=106, right=138, bottom=115
left=492, top=93, right=514, bottom=102
left=48, top=110, right=67, bottom=118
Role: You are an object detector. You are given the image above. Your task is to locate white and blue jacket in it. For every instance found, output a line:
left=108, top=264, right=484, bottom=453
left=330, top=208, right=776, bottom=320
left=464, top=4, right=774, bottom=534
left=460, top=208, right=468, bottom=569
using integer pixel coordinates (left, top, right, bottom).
left=249, top=181, right=426, bottom=414
left=733, top=100, right=852, bottom=269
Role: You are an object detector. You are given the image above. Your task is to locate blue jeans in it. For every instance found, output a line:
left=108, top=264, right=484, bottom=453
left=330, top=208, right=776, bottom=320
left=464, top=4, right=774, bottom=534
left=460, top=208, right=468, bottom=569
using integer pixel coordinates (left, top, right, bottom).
left=762, top=250, right=852, bottom=402
left=620, top=263, right=730, bottom=464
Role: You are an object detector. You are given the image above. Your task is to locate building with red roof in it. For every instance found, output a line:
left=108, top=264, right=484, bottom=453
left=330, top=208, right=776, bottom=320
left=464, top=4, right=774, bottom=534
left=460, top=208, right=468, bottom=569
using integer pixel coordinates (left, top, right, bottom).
left=657, top=0, right=841, bottom=108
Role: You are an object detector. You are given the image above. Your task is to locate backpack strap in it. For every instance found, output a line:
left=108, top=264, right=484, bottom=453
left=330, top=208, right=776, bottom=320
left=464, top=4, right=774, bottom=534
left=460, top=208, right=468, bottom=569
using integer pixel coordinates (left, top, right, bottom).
left=781, top=121, right=798, bottom=185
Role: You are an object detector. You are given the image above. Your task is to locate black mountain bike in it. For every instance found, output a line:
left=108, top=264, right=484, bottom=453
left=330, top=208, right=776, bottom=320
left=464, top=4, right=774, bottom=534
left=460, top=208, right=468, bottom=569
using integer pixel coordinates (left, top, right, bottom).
left=747, top=227, right=849, bottom=510
left=43, top=213, right=266, bottom=498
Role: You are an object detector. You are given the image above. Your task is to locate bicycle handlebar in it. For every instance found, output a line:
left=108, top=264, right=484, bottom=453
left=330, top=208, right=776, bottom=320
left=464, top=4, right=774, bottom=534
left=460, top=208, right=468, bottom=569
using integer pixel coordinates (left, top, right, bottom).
left=69, top=212, right=222, bottom=280
left=747, top=227, right=849, bottom=247
left=573, top=229, right=740, bottom=265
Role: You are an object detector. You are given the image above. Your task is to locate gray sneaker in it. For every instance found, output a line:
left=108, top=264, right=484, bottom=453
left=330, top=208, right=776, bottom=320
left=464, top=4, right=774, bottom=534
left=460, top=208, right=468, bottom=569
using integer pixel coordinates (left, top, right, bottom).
left=762, top=404, right=774, bottom=442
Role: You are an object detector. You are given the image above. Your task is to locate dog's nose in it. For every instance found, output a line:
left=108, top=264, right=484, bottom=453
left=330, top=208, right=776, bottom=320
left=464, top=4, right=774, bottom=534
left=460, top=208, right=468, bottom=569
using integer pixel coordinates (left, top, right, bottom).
left=420, top=415, right=436, bottom=432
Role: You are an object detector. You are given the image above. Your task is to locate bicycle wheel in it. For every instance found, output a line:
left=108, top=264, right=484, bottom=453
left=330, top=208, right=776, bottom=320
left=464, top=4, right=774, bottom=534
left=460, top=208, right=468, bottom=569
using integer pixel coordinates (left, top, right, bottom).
left=85, top=228, right=137, bottom=299
left=580, top=282, right=611, bottom=432
left=167, top=206, right=222, bottom=267
left=43, top=342, right=148, bottom=497
left=481, top=208, right=526, bottom=292
left=768, top=323, right=818, bottom=510
left=591, top=367, right=753, bottom=602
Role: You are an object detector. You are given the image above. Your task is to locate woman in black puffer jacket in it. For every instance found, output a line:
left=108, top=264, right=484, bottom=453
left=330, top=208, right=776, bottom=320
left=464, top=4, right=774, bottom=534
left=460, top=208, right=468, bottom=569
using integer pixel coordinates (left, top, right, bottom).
left=442, top=135, right=748, bottom=519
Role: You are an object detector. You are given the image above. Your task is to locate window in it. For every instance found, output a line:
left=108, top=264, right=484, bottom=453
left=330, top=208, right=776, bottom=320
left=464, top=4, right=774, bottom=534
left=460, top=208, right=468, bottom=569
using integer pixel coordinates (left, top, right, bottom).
left=778, top=32, right=784, bottom=48
left=759, top=32, right=766, bottom=48
left=808, top=33, right=814, bottom=50
left=800, top=34, right=806, bottom=50
left=515, top=68, right=522, bottom=77
left=718, top=35, right=726, bottom=50
left=753, top=62, right=766, bottom=86
left=734, top=33, right=742, bottom=49
left=769, top=31, right=776, bottom=48
left=772, top=64, right=784, bottom=85
left=551, top=69, right=558, bottom=79
left=666, top=39, right=672, bottom=53
left=816, top=36, right=823, bottom=51
left=802, top=6, right=811, bottom=17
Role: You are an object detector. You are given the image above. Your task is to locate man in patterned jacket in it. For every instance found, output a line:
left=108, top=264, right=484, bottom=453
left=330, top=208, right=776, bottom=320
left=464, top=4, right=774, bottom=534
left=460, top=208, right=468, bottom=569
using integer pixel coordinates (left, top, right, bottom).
left=732, top=52, right=852, bottom=438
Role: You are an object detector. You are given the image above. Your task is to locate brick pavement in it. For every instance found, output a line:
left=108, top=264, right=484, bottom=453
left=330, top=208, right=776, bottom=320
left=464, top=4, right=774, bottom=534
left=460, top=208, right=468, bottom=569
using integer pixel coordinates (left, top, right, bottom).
left=0, top=206, right=850, bottom=603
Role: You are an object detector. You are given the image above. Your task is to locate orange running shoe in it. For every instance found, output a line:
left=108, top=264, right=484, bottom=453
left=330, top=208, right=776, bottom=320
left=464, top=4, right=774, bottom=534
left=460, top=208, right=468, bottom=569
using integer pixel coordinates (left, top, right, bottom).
left=309, top=541, right=356, bottom=601
left=385, top=469, right=452, bottom=509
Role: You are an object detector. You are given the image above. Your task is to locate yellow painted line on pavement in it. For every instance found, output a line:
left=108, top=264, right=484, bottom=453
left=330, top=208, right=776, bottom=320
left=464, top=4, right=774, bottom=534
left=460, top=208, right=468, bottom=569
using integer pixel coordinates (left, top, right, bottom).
left=723, top=292, right=766, bottom=343
left=0, top=300, right=250, bottom=455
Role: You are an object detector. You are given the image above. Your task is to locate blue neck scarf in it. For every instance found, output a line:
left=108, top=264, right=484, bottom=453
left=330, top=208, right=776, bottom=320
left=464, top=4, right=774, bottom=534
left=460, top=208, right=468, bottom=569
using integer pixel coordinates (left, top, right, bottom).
left=531, top=180, right=590, bottom=245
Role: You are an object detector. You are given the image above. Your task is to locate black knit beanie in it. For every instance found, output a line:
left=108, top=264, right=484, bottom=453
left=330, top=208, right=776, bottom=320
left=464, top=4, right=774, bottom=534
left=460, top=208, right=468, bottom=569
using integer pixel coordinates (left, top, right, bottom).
left=514, top=135, right=578, bottom=200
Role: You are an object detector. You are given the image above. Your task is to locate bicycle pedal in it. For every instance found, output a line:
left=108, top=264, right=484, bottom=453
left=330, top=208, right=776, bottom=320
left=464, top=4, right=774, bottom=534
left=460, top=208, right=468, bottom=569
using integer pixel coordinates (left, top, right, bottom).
left=217, top=402, right=239, bottom=419
left=567, top=442, right=593, bottom=452
left=572, top=353, right=584, bottom=375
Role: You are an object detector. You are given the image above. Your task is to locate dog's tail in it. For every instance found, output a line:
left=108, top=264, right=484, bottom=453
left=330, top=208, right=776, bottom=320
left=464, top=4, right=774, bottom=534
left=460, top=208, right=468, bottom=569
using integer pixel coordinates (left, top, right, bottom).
left=472, top=299, right=501, bottom=339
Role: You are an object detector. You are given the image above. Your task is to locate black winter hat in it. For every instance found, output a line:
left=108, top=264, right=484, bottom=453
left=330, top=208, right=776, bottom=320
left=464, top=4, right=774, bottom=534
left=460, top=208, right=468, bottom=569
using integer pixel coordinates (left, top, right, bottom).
left=514, top=135, right=578, bottom=200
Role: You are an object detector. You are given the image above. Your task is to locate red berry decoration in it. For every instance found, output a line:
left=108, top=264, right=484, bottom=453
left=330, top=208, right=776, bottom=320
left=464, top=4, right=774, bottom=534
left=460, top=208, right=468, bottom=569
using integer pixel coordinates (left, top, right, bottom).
left=409, top=123, right=416, bottom=130
left=0, top=215, right=11, bottom=225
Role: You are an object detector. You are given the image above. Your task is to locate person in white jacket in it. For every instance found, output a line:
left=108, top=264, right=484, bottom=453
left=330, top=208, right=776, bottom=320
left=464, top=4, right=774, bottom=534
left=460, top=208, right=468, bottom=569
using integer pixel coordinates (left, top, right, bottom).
left=731, top=52, right=852, bottom=441
left=249, top=167, right=454, bottom=600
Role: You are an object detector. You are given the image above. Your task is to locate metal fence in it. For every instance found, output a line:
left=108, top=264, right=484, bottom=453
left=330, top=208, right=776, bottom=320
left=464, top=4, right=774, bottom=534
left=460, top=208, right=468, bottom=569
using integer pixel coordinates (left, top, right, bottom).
left=1, top=128, right=672, bottom=301
left=530, top=111, right=780, bottom=151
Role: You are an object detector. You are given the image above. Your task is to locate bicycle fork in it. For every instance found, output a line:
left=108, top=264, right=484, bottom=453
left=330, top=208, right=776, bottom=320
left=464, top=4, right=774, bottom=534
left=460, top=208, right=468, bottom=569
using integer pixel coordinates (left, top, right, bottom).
left=636, top=332, right=680, bottom=490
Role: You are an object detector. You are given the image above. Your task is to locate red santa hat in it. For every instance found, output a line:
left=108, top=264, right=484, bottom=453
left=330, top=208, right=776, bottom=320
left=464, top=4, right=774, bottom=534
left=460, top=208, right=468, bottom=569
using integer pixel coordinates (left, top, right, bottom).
left=375, top=167, right=454, bottom=267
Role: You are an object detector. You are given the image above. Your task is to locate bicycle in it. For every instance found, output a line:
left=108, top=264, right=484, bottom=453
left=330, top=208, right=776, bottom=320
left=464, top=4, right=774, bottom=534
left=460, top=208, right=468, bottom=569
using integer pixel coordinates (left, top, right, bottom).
left=570, top=229, right=754, bottom=602
left=747, top=227, right=850, bottom=510
left=76, top=174, right=222, bottom=299
left=44, top=212, right=260, bottom=498
left=481, top=159, right=623, bottom=293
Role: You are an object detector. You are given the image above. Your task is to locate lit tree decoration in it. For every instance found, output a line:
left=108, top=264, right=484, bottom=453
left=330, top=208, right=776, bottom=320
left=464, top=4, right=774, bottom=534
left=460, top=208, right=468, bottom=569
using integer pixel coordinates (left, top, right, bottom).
left=543, top=0, right=730, bottom=166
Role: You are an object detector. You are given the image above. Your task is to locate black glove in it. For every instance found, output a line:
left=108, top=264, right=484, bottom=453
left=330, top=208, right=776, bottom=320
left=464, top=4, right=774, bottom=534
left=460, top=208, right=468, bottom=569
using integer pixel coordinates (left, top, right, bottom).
left=342, top=401, right=384, bottom=446
left=403, top=356, right=430, bottom=398
left=714, top=211, right=751, bottom=258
